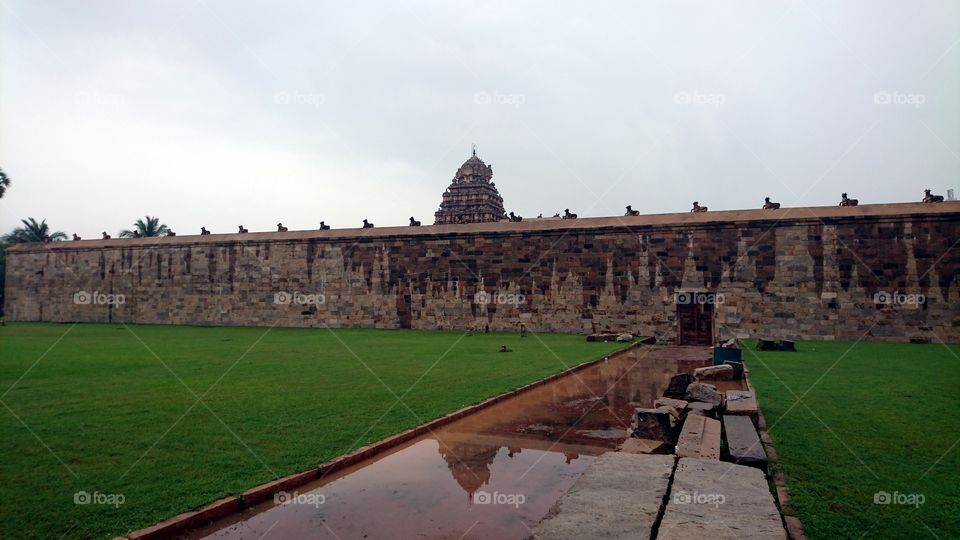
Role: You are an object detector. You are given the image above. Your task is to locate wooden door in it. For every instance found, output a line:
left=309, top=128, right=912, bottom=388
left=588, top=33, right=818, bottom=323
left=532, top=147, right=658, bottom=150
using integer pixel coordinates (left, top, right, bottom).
left=677, top=295, right=714, bottom=346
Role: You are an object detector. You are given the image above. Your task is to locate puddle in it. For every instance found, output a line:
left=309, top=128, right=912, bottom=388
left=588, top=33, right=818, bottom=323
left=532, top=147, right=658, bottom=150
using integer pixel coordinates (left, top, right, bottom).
left=575, top=428, right=628, bottom=440
left=191, top=346, right=721, bottom=540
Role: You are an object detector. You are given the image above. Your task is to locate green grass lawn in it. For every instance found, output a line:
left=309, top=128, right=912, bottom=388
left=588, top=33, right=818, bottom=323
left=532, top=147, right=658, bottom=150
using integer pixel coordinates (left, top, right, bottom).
left=747, top=340, right=960, bottom=539
left=0, top=322, right=624, bottom=539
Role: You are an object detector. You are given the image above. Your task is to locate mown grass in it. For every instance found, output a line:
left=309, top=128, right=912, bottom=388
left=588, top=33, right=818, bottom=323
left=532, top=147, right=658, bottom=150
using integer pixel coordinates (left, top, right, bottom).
left=0, top=322, right=624, bottom=539
left=746, top=340, right=960, bottom=539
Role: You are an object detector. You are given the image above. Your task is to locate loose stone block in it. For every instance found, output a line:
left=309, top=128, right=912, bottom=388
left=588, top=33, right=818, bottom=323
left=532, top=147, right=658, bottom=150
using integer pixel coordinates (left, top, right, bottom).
left=659, top=458, right=786, bottom=539
left=654, top=397, right=689, bottom=411
left=693, top=364, right=734, bottom=381
left=664, top=373, right=696, bottom=399
left=685, top=382, right=723, bottom=406
left=587, top=333, right=620, bottom=342
left=632, top=407, right=676, bottom=443
left=533, top=453, right=674, bottom=539
left=725, top=390, right=759, bottom=426
left=723, top=414, right=769, bottom=472
left=675, top=415, right=721, bottom=460
left=757, top=339, right=779, bottom=351
left=779, top=340, right=797, bottom=351
left=724, top=360, right=745, bottom=379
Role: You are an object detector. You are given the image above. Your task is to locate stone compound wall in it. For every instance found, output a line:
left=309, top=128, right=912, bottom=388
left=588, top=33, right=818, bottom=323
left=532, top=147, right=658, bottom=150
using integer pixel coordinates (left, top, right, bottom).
left=5, top=203, right=959, bottom=343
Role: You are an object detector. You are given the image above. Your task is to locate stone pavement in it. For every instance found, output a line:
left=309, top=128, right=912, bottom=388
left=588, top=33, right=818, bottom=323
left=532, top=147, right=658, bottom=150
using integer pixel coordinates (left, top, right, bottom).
left=532, top=453, right=674, bottom=539
left=658, top=458, right=786, bottom=539
left=675, top=415, right=721, bottom=460
left=532, top=454, right=786, bottom=539
left=724, top=414, right=769, bottom=471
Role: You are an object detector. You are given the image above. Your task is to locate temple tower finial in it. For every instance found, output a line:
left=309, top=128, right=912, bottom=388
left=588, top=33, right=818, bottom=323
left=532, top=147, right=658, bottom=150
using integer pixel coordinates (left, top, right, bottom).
left=472, top=143, right=477, bottom=156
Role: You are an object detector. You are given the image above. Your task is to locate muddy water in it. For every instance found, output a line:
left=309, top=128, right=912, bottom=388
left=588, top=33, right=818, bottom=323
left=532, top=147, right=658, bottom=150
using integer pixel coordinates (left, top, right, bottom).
left=192, top=346, right=720, bottom=540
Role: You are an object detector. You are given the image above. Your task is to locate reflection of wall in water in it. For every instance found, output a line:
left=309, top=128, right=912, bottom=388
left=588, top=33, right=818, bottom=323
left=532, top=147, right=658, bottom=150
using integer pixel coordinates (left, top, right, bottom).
left=437, top=441, right=499, bottom=500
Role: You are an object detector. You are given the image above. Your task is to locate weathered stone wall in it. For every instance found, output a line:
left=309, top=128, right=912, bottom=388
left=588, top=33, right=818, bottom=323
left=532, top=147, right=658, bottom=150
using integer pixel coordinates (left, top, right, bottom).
left=5, top=203, right=959, bottom=342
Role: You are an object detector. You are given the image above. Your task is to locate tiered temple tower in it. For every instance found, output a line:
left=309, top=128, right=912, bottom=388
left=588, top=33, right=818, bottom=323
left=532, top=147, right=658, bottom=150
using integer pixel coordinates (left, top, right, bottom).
left=434, top=147, right=507, bottom=225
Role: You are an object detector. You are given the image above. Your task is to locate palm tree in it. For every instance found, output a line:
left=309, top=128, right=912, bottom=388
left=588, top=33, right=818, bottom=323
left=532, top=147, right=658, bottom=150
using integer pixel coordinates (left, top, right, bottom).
left=0, top=168, right=9, bottom=198
left=3, top=218, right=67, bottom=243
left=120, top=215, right=170, bottom=237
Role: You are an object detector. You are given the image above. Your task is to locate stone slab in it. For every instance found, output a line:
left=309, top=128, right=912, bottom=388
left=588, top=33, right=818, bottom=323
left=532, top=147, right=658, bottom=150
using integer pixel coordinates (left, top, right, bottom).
left=694, top=364, right=734, bottom=380
left=685, top=382, right=723, bottom=406
left=686, top=401, right=718, bottom=418
left=723, top=414, right=769, bottom=471
left=664, top=373, right=696, bottom=399
left=654, top=397, right=689, bottom=411
left=618, top=437, right=671, bottom=455
left=658, top=458, right=786, bottom=540
left=725, top=390, right=759, bottom=426
left=533, top=453, right=674, bottom=539
left=633, top=407, right=677, bottom=443
left=676, top=415, right=721, bottom=460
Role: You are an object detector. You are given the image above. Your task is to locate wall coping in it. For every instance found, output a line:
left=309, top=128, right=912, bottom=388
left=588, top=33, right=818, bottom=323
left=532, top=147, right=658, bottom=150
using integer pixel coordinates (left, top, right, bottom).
left=8, top=201, right=960, bottom=253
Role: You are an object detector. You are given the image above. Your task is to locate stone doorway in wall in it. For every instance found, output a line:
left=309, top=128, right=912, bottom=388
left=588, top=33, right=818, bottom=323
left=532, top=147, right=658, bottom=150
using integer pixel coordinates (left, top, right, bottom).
left=676, top=291, right=715, bottom=346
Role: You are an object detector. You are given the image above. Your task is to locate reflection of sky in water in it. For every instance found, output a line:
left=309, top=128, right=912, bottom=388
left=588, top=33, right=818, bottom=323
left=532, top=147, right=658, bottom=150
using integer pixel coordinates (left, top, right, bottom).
left=198, top=348, right=718, bottom=539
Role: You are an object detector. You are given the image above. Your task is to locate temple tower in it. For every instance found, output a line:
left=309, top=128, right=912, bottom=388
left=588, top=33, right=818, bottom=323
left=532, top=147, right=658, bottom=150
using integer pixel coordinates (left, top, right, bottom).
left=434, top=147, right=507, bottom=225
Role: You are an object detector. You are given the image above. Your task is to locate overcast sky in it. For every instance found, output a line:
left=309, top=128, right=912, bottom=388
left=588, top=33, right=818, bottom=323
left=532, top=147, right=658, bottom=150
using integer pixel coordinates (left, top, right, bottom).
left=1, top=0, right=958, bottom=237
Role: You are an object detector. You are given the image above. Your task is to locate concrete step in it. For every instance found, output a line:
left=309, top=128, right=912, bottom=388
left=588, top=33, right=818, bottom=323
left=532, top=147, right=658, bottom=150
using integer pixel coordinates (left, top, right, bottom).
left=532, top=453, right=674, bottom=539
left=723, top=414, right=769, bottom=472
left=658, top=457, right=786, bottom=539
left=675, top=415, right=721, bottom=460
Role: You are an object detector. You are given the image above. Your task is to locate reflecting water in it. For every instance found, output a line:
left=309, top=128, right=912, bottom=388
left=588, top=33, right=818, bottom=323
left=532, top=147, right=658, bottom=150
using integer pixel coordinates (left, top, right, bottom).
left=193, top=346, right=721, bottom=540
